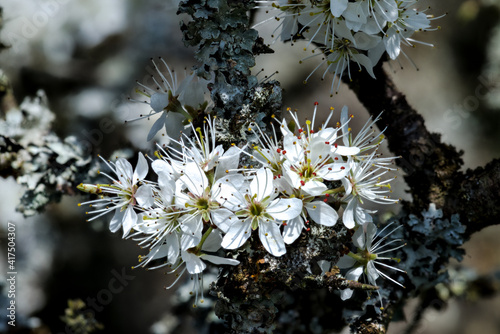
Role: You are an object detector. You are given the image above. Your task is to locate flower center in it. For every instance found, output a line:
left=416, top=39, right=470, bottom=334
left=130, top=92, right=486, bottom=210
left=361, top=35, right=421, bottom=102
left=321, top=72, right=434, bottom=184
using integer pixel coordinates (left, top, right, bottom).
left=360, top=249, right=377, bottom=264
left=298, top=162, right=315, bottom=180
left=249, top=201, right=264, bottom=217
left=196, top=198, right=209, bottom=210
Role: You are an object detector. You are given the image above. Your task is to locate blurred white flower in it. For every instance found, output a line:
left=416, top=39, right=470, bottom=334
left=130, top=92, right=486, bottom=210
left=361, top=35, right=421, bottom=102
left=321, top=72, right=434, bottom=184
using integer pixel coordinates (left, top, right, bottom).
left=256, top=0, right=442, bottom=91
left=129, top=58, right=209, bottom=141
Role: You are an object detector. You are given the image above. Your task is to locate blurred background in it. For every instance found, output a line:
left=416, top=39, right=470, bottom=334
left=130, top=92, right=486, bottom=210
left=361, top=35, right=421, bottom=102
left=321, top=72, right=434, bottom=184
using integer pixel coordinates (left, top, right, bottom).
left=0, top=0, right=499, bottom=333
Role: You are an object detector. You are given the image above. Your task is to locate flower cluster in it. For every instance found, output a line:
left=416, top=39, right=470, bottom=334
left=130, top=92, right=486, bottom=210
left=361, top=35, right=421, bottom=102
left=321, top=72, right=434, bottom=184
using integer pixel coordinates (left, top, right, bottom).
left=78, top=103, right=399, bottom=304
left=256, top=0, right=441, bottom=92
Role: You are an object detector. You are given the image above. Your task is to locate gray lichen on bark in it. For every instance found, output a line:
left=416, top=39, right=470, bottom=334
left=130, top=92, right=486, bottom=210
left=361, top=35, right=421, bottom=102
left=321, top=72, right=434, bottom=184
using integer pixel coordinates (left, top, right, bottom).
left=0, top=89, right=98, bottom=216
left=178, top=0, right=280, bottom=148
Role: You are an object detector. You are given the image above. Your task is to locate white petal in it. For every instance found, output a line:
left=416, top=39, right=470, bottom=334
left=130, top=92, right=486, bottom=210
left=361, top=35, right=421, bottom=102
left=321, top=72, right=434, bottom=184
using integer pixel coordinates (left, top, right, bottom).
left=282, top=216, right=304, bottom=244
left=210, top=208, right=238, bottom=233
left=122, top=205, right=137, bottom=238
left=341, top=267, right=363, bottom=300
left=315, top=127, right=338, bottom=142
left=344, top=3, right=368, bottom=29
left=365, top=221, right=377, bottom=250
left=352, top=222, right=366, bottom=248
left=352, top=53, right=376, bottom=79
left=150, top=92, right=169, bottom=112
left=377, top=0, right=398, bottom=22
left=341, top=288, right=354, bottom=300
left=204, top=145, right=223, bottom=171
left=217, top=173, right=247, bottom=190
left=356, top=207, right=374, bottom=226
left=283, top=165, right=302, bottom=189
left=280, top=16, right=298, bottom=41
left=259, top=221, right=286, bottom=257
left=250, top=168, right=274, bottom=201
left=215, top=182, right=245, bottom=212
left=135, top=184, right=154, bottom=208
left=384, top=28, right=401, bottom=60
left=152, top=159, right=176, bottom=180
left=334, top=19, right=355, bottom=42
left=341, top=177, right=352, bottom=197
left=330, top=0, right=348, bottom=17
left=267, top=198, right=302, bottom=221
left=276, top=173, right=294, bottom=194
left=308, top=139, right=333, bottom=164
left=134, top=213, right=161, bottom=233
left=115, top=158, right=133, bottom=185
left=305, top=201, right=338, bottom=227
left=346, top=266, right=363, bottom=282
left=215, top=146, right=241, bottom=179
left=164, top=111, right=187, bottom=140
left=404, top=10, right=431, bottom=30
left=366, top=261, right=380, bottom=284
left=180, top=162, right=208, bottom=196
left=202, top=254, right=240, bottom=266
left=317, top=260, right=331, bottom=275
left=182, top=250, right=206, bottom=274
left=368, top=39, right=387, bottom=65
left=147, top=113, right=167, bottom=141
left=133, top=152, right=149, bottom=184
left=177, top=72, right=195, bottom=99
left=174, top=180, right=190, bottom=208
left=301, top=180, right=328, bottom=196
left=147, top=244, right=170, bottom=261
left=179, top=74, right=206, bottom=106
left=353, top=32, right=381, bottom=50
left=109, top=208, right=124, bottom=233
left=340, top=106, right=350, bottom=146
left=342, top=199, right=357, bottom=229
left=159, top=177, right=175, bottom=204
left=221, top=218, right=252, bottom=250
left=336, top=255, right=356, bottom=269
left=283, top=135, right=302, bottom=164
left=165, top=232, right=180, bottom=264
left=334, top=145, right=361, bottom=156
left=201, top=229, right=223, bottom=252
left=179, top=214, right=203, bottom=246
left=180, top=233, right=198, bottom=251
left=317, top=162, right=350, bottom=180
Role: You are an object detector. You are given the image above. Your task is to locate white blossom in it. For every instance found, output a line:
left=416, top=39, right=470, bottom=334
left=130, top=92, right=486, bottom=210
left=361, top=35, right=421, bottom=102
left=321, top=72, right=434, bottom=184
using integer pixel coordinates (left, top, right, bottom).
left=277, top=104, right=353, bottom=196
left=165, top=229, right=239, bottom=306
left=256, top=0, right=442, bottom=91
left=336, top=221, right=405, bottom=304
left=219, top=168, right=302, bottom=256
left=341, top=152, right=398, bottom=227
left=78, top=153, right=153, bottom=237
left=128, top=57, right=209, bottom=141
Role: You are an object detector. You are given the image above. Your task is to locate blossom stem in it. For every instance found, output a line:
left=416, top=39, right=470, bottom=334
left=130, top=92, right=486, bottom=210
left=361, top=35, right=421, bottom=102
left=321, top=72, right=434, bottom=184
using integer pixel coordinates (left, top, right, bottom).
left=347, top=251, right=364, bottom=263
left=193, top=226, right=214, bottom=254
left=324, top=186, right=345, bottom=195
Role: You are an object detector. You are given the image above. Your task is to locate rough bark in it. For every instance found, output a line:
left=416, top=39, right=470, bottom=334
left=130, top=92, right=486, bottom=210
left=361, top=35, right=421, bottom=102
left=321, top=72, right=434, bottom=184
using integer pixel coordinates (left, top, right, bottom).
left=347, top=64, right=500, bottom=239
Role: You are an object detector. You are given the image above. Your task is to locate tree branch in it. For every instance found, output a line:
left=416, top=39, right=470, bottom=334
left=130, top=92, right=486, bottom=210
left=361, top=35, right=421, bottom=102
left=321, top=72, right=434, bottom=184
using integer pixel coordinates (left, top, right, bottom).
left=347, top=64, right=500, bottom=238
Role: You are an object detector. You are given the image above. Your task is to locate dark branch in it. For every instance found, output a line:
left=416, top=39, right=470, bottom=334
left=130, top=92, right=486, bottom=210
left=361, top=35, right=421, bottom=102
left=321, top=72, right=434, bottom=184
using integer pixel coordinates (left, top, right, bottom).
left=453, top=158, right=500, bottom=236
left=347, top=63, right=500, bottom=238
